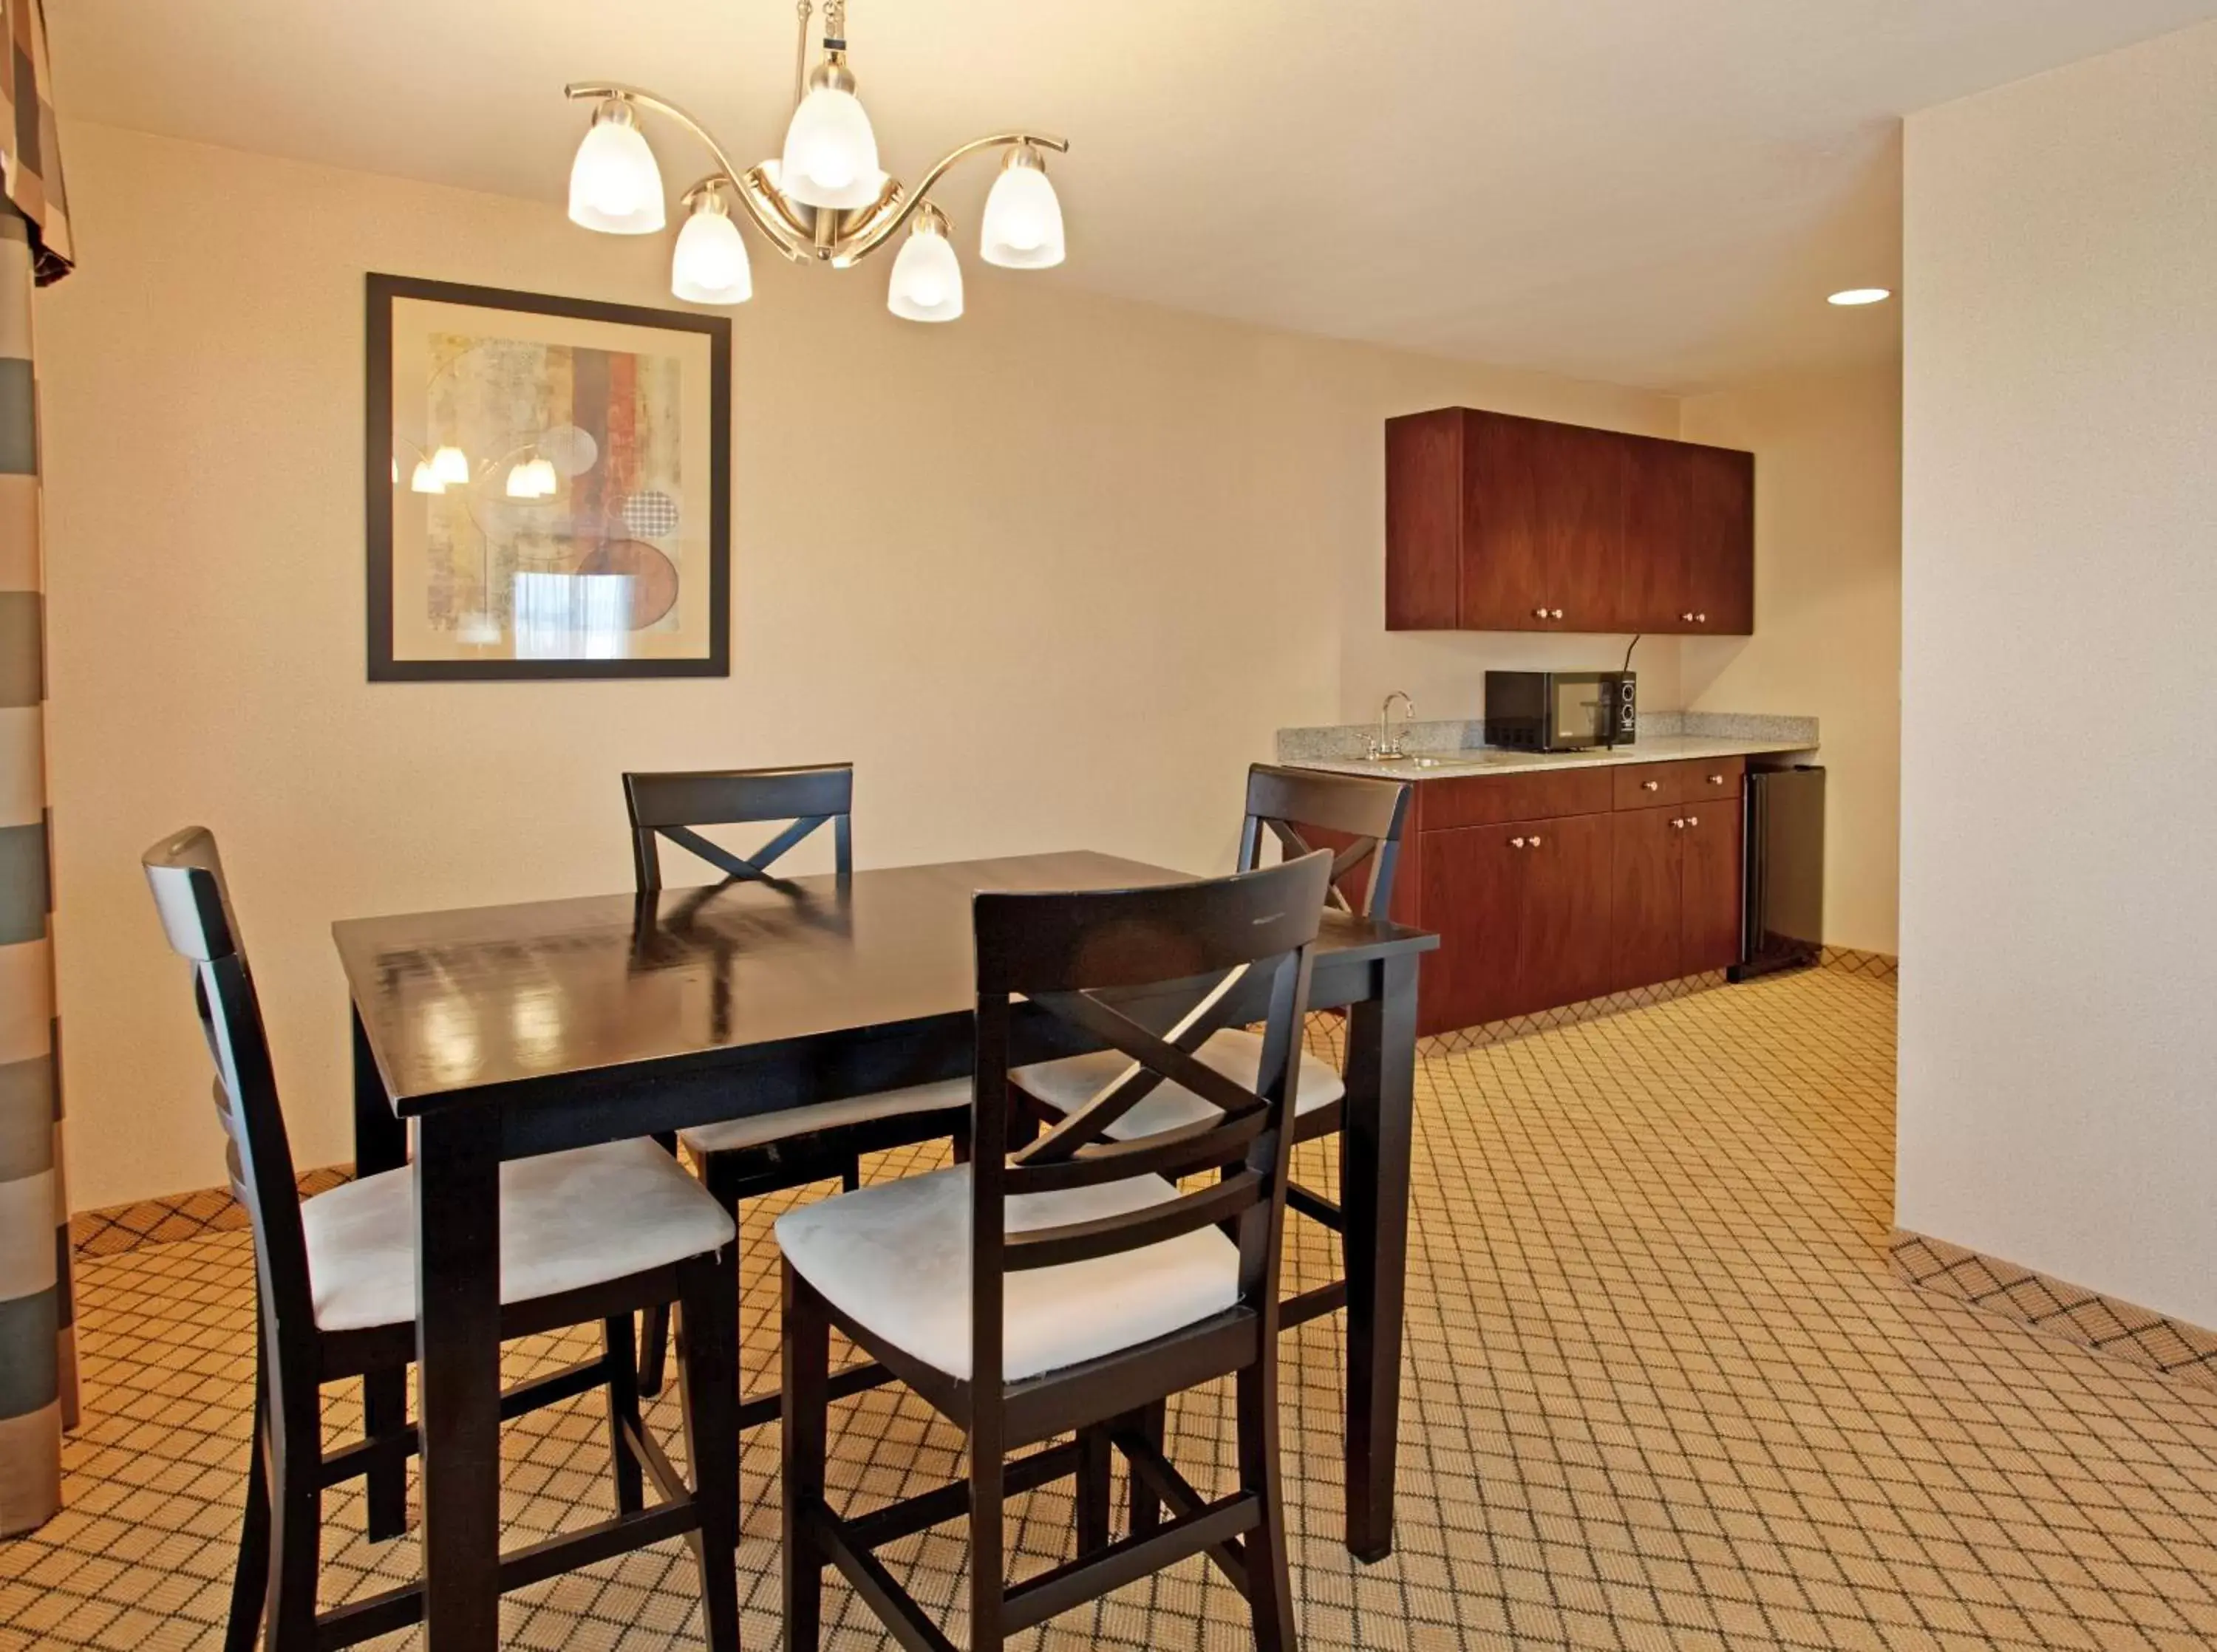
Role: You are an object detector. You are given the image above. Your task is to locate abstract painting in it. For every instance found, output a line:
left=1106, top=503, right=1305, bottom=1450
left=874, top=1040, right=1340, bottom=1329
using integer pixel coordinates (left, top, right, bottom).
left=366, top=275, right=730, bottom=679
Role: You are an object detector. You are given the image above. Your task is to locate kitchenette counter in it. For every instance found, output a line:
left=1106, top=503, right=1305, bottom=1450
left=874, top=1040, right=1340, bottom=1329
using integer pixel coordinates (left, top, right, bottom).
left=1284, top=734, right=1816, bottom=782
left=1275, top=711, right=1819, bottom=781
left=1273, top=711, right=1821, bottom=1038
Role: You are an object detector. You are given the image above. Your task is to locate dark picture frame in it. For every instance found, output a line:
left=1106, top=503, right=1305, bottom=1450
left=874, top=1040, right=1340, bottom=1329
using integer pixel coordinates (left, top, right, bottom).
left=364, top=273, right=732, bottom=681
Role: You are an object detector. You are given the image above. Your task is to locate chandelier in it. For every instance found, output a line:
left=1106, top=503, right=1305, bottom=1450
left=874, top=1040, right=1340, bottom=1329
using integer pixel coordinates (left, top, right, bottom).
left=562, top=0, right=1069, bottom=323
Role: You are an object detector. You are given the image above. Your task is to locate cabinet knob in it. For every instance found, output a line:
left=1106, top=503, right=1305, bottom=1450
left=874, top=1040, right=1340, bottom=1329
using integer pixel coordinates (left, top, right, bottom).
left=1550, top=607, right=1564, bottom=620
left=1686, top=814, right=1699, bottom=827
left=1672, top=818, right=1686, bottom=830
left=1641, top=779, right=1660, bottom=792
left=1509, top=836, right=1526, bottom=849
left=1533, top=607, right=1549, bottom=619
left=1707, top=774, right=1724, bottom=785
left=1680, top=612, right=1695, bottom=623
left=1695, top=612, right=1707, bottom=623
left=1528, top=833, right=1544, bottom=847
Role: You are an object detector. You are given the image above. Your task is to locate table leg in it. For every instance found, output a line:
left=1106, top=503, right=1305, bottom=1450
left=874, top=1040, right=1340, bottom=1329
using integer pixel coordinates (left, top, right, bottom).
left=1339, top=951, right=1415, bottom=1563
left=352, top=1009, right=410, bottom=1541
left=415, top=1107, right=503, bottom=1651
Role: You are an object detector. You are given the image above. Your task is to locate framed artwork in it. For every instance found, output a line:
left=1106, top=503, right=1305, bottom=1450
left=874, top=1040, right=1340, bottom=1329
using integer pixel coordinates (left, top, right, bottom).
left=365, top=274, right=731, bottom=680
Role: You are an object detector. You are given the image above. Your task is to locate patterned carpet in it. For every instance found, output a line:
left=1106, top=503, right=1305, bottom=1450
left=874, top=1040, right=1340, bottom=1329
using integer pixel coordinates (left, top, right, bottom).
left=8, top=966, right=2217, bottom=1651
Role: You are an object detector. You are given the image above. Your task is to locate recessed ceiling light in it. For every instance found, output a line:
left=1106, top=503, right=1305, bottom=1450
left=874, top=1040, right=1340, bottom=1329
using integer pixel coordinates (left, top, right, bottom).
left=1828, top=287, right=1893, bottom=307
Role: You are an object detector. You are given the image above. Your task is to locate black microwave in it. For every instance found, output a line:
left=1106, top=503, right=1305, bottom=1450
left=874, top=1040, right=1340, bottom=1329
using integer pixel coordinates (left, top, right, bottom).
left=1484, top=670, right=1637, bottom=751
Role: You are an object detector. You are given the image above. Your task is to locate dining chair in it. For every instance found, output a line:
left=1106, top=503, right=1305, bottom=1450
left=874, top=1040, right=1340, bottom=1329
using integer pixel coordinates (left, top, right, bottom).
left=624, top=763, right=970, bottom=1399
left=1012, top=763, right=1412, bottom=1326
left=140, top=827, right=743, bottom=1652
left=778, top=848, right=1334, bottom=1652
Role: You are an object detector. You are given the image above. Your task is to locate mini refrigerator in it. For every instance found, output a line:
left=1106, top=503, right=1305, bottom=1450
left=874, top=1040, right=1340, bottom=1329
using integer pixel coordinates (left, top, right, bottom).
left=1731, top=765, right=1825, bottom=980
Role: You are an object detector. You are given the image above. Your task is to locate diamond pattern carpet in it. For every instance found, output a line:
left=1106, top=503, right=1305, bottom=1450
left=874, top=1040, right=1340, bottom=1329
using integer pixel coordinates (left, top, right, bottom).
left=8, top=966, right=2217, bottom=1650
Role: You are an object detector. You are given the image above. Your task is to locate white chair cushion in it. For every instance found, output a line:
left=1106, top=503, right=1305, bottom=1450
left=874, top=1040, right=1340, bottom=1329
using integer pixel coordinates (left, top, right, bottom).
left=300, top=1138, right=735, bottom=1333
left=774, top=1164, right=1238, bottom=1382
left=677, top=1076, right=969, bottom=1157
left=1012, top=1028, right=1344, bottom=1141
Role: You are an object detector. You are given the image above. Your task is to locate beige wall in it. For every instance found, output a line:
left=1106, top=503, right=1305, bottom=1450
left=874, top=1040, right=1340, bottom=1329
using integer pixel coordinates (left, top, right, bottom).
left=39, top=123, right=1686, bottom=1210
left=1680, top=360, right=1902, bottom=955
left=1898, top=21, right=2217, bottom=1327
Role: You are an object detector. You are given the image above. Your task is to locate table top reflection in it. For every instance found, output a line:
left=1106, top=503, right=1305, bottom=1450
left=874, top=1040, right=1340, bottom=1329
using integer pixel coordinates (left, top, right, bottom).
left=332, top=852, right=1131, bottom=1110
left=334, top=850, right=1432, bottom=1116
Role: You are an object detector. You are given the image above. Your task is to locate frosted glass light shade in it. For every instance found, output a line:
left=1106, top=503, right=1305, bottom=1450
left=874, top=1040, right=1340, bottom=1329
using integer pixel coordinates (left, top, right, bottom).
left=779, top=86, right=882, bottom=209
left=888, top=224, right=964, bottom=322
left=432, top=445, right=471, bottom=485
left=409, top=460, right=444, bottom=495
left=671, top=199, right=754, bottom=304
left=980, top=160, right=1064, bottom=269
left=568, top=109, right=666, bottom=233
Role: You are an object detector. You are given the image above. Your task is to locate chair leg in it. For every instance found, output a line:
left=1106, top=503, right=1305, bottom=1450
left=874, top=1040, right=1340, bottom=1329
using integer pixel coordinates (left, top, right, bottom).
left=602, top=1315, right=645, bottom=1515
left=1126, top=1399, right=1167, bottom=1537
left=970, top=1403, right=1008, bottom=1652
left=782, top=1261, right=831, bottom=1652
left=637, top=1303, right=670, bottom=1399
left=1236, top=1360, right=1297, bottom=1652
left=1075, top=1424, right=1112, bottom=1555
left=263, top=1403, right=322, bottom=1652
left=638, top=1132, right=687, bottom=1399
left=361, top=1364, right=409, bottom=1540
left=223, top=1385, right=270, bottom=1652
left=675, top=1252, right=741, bottom=1652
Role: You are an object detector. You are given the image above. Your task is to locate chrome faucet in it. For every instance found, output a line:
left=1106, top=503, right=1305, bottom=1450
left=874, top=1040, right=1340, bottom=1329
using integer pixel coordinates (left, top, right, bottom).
left=1369, top=691, right=1417, bottom=760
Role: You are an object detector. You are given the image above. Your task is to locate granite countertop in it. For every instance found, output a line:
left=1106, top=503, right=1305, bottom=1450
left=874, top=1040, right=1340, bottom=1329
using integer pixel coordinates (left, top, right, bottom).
left=1281, top=734, right=1817, bottom=782
left=1274, top=710, right=1818, bottom=782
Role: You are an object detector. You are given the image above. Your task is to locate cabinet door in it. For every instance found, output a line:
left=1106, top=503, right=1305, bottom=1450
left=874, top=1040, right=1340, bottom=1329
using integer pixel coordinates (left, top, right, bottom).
left=1462, top=414, right=1625, bottom=632
left=1384, top=410, right=1463, bottom=630
left=1513, top=812, right=1614, bottom=1014
left=1609, top=805, right=1684, bottom=992
left=1679, top=800, right=1744, bottom=975
left=1415, top=824, right=1528, bottom=1037
left=1619, top=434, right=1692, bottom=633
left=1682, top=443, right=1754, bottom=635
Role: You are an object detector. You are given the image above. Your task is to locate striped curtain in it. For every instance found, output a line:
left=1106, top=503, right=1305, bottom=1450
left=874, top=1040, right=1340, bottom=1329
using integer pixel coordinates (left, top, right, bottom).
left=0, top=0, right=72, bottom=1537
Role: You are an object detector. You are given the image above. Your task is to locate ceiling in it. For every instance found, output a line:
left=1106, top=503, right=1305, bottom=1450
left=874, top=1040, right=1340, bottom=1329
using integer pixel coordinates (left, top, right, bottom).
left=47, top=0, right=2217, bottom=392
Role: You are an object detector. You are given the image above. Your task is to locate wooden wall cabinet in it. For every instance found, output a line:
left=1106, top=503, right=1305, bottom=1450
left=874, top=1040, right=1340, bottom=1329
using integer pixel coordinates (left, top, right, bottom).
left=1385, top=409, right=1754, bottom=636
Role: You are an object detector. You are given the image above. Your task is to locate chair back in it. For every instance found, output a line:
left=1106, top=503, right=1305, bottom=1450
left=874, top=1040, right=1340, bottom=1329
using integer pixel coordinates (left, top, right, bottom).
left=975, top=850, right=1332, bottom=1388
left=141, top=827, right=316, bottom=1364
left=1236, top=764, right=1412, bottom=918
left=622, top=764, right=854, bottom=892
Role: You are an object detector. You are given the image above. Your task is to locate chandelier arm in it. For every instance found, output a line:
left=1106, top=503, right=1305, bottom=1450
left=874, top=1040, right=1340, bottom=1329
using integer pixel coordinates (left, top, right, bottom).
left=565, top=81, right=808, bottom=256
left=832, top=132, right=1071, bottom=262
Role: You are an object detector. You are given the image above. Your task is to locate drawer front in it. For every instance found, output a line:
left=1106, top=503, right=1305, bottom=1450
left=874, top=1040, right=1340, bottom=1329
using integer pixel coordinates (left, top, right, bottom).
left=1416, top=767, right=1613, bottom=831
left=1612, top=762, right=1679, bottom=808
left=1610, top=757, right=1744, bottom=809
left=1682, top=756, right=1745, bottom=800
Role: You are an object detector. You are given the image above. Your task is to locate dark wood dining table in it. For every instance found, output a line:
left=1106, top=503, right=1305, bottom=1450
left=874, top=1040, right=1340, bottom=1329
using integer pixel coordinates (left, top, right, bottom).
left=333, top=850, right=1434, bottom=1651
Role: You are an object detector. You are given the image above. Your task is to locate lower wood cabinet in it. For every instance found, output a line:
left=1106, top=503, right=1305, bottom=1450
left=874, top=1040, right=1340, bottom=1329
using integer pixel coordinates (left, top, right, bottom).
left=1678, top=802, right=1743, bottom=975
left=1609, top=803, right=1743, bottom=993
left=1403, top=757, right=1746, bottom=1037
left=1415, top=813, right=1612, bottom=1034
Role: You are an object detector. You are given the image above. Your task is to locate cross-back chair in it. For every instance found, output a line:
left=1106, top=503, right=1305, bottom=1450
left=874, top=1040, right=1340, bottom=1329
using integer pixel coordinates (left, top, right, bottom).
left=777, top=848, right=1334, bottom=1652
left=140, top=827, right=742, bottom=1652
left=1015, top=763, right=1411, bottom=1320
left=624, top=764, right=971, bottom=1398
